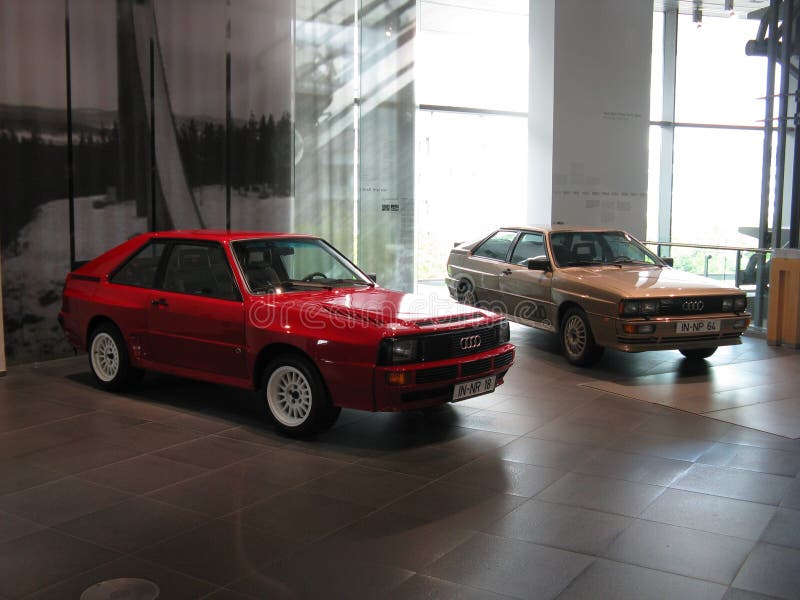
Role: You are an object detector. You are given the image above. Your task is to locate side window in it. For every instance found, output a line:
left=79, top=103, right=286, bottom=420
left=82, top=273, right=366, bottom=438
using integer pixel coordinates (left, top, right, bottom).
left=110, top=241, right=167, bottom=288
left=162, top=243, right=240, bottom=301
left=473, top=231, right=518, bottom=261
left=510, top=232, right=545, bottom=265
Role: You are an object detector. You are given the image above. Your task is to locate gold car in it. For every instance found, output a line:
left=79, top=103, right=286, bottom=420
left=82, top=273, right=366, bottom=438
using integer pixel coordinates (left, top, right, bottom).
left=446, top=226, right=751, bottom=366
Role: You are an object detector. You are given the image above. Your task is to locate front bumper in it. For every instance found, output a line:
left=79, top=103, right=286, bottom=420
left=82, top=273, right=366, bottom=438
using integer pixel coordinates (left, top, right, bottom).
left=594, top=313, right=750, bottom=353
left=373, top=343, right=515, bottom=411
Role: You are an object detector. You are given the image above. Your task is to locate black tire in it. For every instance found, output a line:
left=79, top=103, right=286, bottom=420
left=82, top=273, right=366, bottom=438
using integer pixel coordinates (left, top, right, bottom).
left=456, top=278, right=477, bottom=305
left=262, top=353, right=340, bottom=436
left=559, top=307, right=604, bottom=367
left=679, top=347, right=717, bottom=360
left=87, top=323, right=142, bottom=391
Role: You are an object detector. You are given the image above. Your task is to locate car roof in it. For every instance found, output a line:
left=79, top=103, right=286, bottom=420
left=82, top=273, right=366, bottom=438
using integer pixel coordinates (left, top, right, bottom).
left=498, top=225, right=628, bottom=234
left=146, top=230, right=318, bottom=242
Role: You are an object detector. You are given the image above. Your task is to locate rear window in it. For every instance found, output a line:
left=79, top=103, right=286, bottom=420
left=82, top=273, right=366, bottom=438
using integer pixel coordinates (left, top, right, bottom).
left=473, top=231, right=517, bottom=261
left=110, top=242, right=167, bottom=288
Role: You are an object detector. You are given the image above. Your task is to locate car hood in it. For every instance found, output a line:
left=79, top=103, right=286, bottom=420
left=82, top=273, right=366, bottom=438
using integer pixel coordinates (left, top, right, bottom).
left=316, top=288, right=493, bottom=331
left=559, top=265, right=740, bottom=297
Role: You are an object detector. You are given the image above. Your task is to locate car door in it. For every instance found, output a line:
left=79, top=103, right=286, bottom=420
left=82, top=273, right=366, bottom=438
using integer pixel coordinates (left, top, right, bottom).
left=147, top=242, right=248, bottom=380
left=464, top=230, right=520, bottom=305
left=499, top=231, right=556, bottom=331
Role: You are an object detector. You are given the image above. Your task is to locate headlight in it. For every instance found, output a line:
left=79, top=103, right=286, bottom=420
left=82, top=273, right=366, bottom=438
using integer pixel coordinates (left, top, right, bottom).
left=620, top=300, right=658, bottom=316
left=722, top=298, right=733, bottom=312
left=498, top=320, right=510, bottom=343
left=734, top=296, right=747, bottom=311
left=378, top=338, right=420, bottom=365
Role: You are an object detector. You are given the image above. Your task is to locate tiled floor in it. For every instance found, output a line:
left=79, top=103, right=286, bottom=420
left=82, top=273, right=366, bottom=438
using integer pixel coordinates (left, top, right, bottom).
left=0, top=327, right=798, bottom=599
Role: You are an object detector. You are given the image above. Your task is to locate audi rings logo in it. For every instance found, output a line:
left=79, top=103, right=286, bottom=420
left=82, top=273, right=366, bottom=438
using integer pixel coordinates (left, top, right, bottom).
left=682, top=299, right=704, bottom=312
left=459, top=335, right=482, bottom=350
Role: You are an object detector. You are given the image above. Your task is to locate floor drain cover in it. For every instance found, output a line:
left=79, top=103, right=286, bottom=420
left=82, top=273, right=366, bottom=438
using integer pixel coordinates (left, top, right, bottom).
left=80, top=578, right=160, bottom=600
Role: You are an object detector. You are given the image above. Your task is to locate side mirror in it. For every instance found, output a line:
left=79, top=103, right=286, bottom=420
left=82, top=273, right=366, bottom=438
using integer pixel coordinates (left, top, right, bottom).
left=367, top=273, right=378, bottom=283
left=527, top=257, right=551, bottom=271
left=661, top=257, right=674, bottom=267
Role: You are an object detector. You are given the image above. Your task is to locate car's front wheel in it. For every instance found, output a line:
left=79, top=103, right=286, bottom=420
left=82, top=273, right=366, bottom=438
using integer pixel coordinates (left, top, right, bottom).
left=560, top=307, right=604, bottom=367
left=456, top=278, right=477, bottom=305
left=263, top=354, right=341, bottom=436
left=679, top=347, right=717, bottom=360
left=88, top=323, right=142, bottom=391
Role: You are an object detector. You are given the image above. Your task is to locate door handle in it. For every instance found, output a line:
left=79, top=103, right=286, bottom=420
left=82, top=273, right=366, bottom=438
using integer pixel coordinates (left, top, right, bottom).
left=502, top=269, right=512, bottom=275
left=151, top=298, right=168, bottom=307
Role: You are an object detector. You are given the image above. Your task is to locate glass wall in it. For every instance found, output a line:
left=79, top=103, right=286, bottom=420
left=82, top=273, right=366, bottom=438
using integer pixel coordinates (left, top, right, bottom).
left=414, top=0, right=528, bottom=287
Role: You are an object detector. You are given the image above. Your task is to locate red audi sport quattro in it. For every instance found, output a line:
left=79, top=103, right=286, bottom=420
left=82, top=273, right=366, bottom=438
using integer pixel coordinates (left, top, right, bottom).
left=59, top=231, right=515, bottom=434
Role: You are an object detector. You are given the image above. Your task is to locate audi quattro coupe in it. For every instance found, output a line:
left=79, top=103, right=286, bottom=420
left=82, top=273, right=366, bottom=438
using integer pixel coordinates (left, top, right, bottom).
left=446, top=226, right=750, bottom=366
left=60, top=231, right=514, bottom=434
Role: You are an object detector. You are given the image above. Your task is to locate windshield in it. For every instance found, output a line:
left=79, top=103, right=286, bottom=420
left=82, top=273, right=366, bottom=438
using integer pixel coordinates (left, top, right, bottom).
left=232, top=238, right=372, bottom=294
left=549, top=231, right=663, bottom=268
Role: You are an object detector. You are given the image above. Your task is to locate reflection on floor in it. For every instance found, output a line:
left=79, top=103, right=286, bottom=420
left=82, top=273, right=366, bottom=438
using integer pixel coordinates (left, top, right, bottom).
left=579, top=335, right=800, bottom=439
left=0, top=327, right=798, bottom=598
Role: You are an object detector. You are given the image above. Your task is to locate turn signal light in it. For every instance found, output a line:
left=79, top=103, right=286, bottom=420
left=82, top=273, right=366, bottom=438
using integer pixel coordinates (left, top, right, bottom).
left=623, top=324, right=656, bottom=334
left=386, top=371, right=411, bottom=386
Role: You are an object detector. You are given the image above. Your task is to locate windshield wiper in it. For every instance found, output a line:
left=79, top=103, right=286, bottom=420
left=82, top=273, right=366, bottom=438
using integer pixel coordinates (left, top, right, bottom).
left=609, top=257, right=654, bottom=267
left=564, top=259, right=604, bottom=267
left=328, top=279, right=374, bottom=287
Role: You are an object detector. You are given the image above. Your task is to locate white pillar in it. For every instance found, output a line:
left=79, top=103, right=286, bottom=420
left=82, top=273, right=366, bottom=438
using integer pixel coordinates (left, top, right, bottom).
left=529, top=0, right=653, bottom=239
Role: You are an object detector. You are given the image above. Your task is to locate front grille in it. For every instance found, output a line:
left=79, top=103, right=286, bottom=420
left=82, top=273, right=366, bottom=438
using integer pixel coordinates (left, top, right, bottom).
left=494, top=351, right=514, bottom=369
left=419, top=324, right=501, bottom=361
left=462, top=357, right=492, bottom=377
left=657, top=297, right=727, bottom=316
left=416, top=365, right=458, bottom=384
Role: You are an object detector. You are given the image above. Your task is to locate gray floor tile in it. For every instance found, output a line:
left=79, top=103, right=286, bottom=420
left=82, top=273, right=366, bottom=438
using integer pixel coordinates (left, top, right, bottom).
left=603, top=520, right=755, bottom=585
left=778, top=478, right=800, bottom=510
left=0, top=476, right=130, bottom=526
left=636, top=411, right=734, bottom=442
left=486, top=499, right=631, bottom=555
left=536, top=472, right=665, bottom=517
left=494, top=436, right=596, bottom=470
left=574, top=448, right=692, bottom=486
left=78, top=453, right=206, bottom=494
left=424, top=532, right=593, bottom=599
left=154, top=435, right=266, bottom=469
left=722, top=589, right=786, bottom=600
left=453, top=410, right=546, bottom=436
left=386, top=575, right=515, bottom=599
left=0, top=529, right=119, bottom=598
left=235, top=488, right=374, bottom=543
left=28, top=555, right=217, bottom=600
left=732, top=543, right=800, bottom=600
left=528, top=418, right=624, bottom=448
left=760, top=507, right=800, bottom=549
left=0, top=456, right=62, bottom=496
left=673, top=464, right=794, bottom=506
left=55, top=496, right=206, bottom=553
left=297, top=464, right=429, bottom=508
left=135, top=519, right=300, bottom=587
left=21, top=436, right=141, bottom=475
left=98, top=421, right=206, bottom=452
left=0, top=510, right=43, bottom=544
left=442, top=456, right=565, bottom=497
left=557, top=558, right=726, bottom=600
left=698, top=442, right=800, bottom=477
left=608, top=430, right=717, bottom=462
left=640, top=488, right=776, bottom=540
left=229, top=542, right=414, bottom=599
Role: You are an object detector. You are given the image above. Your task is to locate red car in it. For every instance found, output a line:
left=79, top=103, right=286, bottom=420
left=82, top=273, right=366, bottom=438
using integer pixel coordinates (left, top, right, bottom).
left=59, top=231, right=515, bottom=434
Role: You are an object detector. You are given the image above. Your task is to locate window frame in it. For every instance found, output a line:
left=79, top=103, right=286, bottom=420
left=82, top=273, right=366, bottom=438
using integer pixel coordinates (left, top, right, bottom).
left=158, top=240, right=243, bottom=303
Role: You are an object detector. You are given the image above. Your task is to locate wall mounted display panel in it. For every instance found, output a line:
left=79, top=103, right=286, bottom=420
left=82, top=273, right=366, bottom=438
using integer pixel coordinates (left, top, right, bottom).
left=0, top=0, right=72, bottom=363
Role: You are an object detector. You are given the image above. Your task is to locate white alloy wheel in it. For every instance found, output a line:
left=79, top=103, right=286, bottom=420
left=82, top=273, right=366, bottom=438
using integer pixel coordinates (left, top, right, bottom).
left=563, top=313, right=587, bottom=360
left=91, top=332, right=120, bottom=382
left=266, top=365, right=313, bottom=427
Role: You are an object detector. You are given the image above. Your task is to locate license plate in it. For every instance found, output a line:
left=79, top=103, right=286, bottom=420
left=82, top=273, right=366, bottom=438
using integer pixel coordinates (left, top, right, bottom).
left=453, top=375, right=496, bottom=401
left=675, top=319, right=720, bottom=334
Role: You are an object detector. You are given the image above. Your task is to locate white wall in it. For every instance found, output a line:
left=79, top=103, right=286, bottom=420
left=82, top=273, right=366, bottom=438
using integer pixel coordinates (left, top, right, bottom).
left=529, top=0, right=653, bottom=238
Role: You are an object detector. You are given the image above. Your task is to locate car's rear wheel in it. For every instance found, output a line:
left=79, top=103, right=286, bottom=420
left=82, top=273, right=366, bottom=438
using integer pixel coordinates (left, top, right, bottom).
left=560, top=307, right=604, bottom=367
left=263, top=354, right=341, bottom=436
left=88, top=323, right=142, bottom=390
left=679, top=347, right=717, bottom=360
